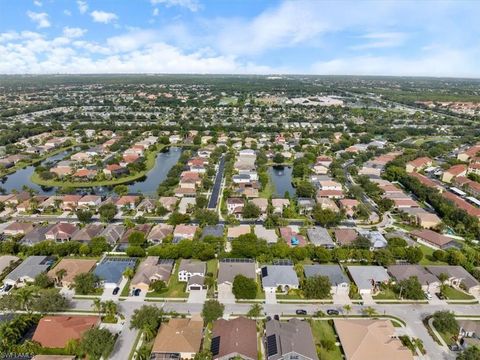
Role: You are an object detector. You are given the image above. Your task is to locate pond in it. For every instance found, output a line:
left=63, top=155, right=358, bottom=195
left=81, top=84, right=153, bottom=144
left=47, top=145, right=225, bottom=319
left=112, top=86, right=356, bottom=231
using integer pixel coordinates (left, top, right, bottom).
left=268, top=165, right=296, bottom=198
left=0, top=146, right=183, bottom=197
left=0, top=149, right=77, bottom=195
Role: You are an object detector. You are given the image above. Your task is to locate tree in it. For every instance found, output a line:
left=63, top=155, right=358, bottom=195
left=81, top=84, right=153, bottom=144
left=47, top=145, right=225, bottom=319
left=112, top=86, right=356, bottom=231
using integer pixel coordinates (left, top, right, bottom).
left=123, top=267, right=135, bottom=280
left=130, top=305, right=164, bottom=340
left=14, top=287, right=35, bottom=311
left=247, top=303, right=263, bottom=318
left=55, top=268, right=67, bottom=286
left=31, top=288, right=70, bottom=313
left=99, top=203, right=117, bottom=223
left=92, top=298, right=102, bottom=316
left=103, top=300, right=117, bottom=321
left=73, top=273, right=100, bottom=295
left=34, top=273, right=54, bottom=289
left=273, top=153, right=285, bottom=164
left=343, top=304, right=352, bottom=316
left=312, top=206, right=343, bottom=227
left=232, top=275, right=257, bottom=299
left=76, top=209, right=93, bottom=223
left=113, top=185, right=128, bottom=196
left=128, top=231, right=146, bottom=246
left=457, top=346, right=480, bottom=360
left=352, top=236, right=371, bottom=249
left=195, top=209, right=219, bottom=226
left=242, top=202, right=260, bottom=219
left=168, top=212, right=190, bottom=225
left=374, top=249, right=395, bottom=266
left=296, top=181, right=316, bottom=198
left=150, top=280, right=167, bottom=293
left=202, top=299, right=224, bottom=323
left=126, top=245, right=146, bottom=257
left=303, top=275, right=331, bottom=299
left=80, top=327, right=116, bottom=360
left=89, top=236, right=110, bottom=256
left=432, top=311, right=459, bottom=334
left=405, top=247, right=423, bottom=264
left=362, top=306, right=378, bottom=317
left=396, top=276, right=424, bottom=300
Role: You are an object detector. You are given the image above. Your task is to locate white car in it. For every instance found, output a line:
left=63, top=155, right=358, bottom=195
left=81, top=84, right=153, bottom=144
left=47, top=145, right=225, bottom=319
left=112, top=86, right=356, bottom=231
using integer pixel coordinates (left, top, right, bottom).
left=424, top=292, right=432, bottom=300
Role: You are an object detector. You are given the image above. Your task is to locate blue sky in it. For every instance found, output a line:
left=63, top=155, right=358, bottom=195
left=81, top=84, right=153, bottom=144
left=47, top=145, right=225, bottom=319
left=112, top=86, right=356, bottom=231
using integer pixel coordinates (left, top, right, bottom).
left=1, top=0, right=479, bottom=76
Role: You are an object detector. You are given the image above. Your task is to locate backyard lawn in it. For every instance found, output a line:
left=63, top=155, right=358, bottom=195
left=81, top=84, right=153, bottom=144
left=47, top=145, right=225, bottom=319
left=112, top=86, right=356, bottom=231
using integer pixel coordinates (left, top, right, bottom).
left=373, top=288, right=399, bottom=300
left=419, top=244, right=447, bottom=265
left=309, top=320, right=343, bottom=360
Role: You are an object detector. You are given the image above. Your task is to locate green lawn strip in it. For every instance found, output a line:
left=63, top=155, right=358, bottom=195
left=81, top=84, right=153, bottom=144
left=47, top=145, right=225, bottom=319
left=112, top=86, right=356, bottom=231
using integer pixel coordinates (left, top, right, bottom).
left=30, top=144, right=166, bottom=188
left=372, top=288, right=399, bottom=300
left=121, top=279, right=132, bottom=297
left=309, top=319, right=343, bottom=360
left=437, top=330, right=457, bottom=346
left=203, top=322, right=213, bottom=351
left=276, top=289, right=304, bottom=300
left=128, top=331, right=143, bottom=360
left=259, top=175, right=275, bottom=199
left=255, top=279, right=265, bottom=300
left=443, top=286, right=475, bottom=300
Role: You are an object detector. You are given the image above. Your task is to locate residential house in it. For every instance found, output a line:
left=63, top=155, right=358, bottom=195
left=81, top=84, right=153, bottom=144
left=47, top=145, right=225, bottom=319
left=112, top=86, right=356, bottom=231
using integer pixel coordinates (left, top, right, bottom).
left=71, top=224, right=104, bottom=243
left=297, top=198, right=315, bottom=214
left=3, top=256, right=54, bottom=286
left=201, top=225, right=224, bottom=240
left=119, top=224, right=152, bottom=249
left=334, top=319, right=413, bottom=360
left=20, top=225, right=53, bottom=246
left=307, top=227, right=336, bottom=248
left=173, top=224, right=198, bottom=243
left=116, top=195, right=140, bottom=210
left=217, top=259, right=257, bottom=298
left=316, top=197, right=340, bottom=213
left=93, top=257, right=136, bottom=289
left=410, top=229, right=457, bottom=250
left=442, top=164, right=468, bottom=183
left=45, top=223, right=79, bottom=242
left=387, top=265, right=440, bottom=293
left=458, top=144, right=480, bottom=162
left=159, top=196, right=178, bottom=211
left=151, top=318, right=203, bottom=360
left=227, top=225, right=251, bottom=240
left=130, top=257, right=174, bottom=293
left=254, top=225, right=278, bottom=244
left=251, top=198, right=268, bottom=214
left=334, top=228, right=358, bottom=246
left=3, top=222, right=34, bottom=237
left=61, top=195, right=82, bottom=211
left=0, top=255, right=20, bottom=275
left=426, top=266, right=480, bottom=296
left=347, top=266, right=390, bottom=295
left=47, top=259, right=97, bottom=288
left=304, top=264, right=350, bottom=295
left=265, top=319, right=318, bottom=360
left=339, top=199, right=359, bottom=217
left=415, top=212, right=442, bottom=229
left=358, top=230, right=388, bottom=250
left=261, top=265, right=299, bottom=293
left=280, top=227, right=306, bottom=247
left=147, top=224, right=174, bottom=244
left=178, top=259, right=206, bottom=285
left=227, top=198, right=244, bottom=216
left=99, top=224, right=125, bottom=245
left=271, top=198, right=289, bottom=215
left=137, top=198, right=157, bottom=213
left=78, top=195, right=102, bottom=208
left=406, top=157, right=432, bottom=173
left=32, top=316, right=99, bottom=349
left=211, top=317, right=258, bottom=360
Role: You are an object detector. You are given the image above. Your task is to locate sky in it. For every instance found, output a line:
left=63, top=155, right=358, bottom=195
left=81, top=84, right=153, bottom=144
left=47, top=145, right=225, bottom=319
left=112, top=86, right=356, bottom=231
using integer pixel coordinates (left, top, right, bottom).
left=1, top=0, right=480, bottom=77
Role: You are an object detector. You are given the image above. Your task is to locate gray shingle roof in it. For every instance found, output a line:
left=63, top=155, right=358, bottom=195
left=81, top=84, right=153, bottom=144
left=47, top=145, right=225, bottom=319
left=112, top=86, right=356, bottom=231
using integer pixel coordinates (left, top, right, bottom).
left=307, top=227, right=335, bottom=247
left=347, top=266, right=390, bottom=290
left=261, top=265, right=299, bottom=288
left=304, top=265, right=350, bottom=286
left=5, top=256, right=53, bottom=283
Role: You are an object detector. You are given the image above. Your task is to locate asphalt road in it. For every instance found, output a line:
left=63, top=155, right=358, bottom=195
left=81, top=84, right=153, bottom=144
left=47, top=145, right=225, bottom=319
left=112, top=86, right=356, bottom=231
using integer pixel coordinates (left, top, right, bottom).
left=207, top=155, right=225, bottom=209
left=66, top=298, right=480, bottom=360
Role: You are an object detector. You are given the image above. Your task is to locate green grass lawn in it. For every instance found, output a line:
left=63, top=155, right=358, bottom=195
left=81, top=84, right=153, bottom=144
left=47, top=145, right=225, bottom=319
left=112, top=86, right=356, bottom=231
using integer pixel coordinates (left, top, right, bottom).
left=309, top=320, right=343, bottom=360
left=121, top=279, right=132, bottom=297
left=277, top=289, right=305, bottom=300
left=373, top=288, right=399, bottom=300
left=443, top=286, right=475, bottom=300
left=260, top=176, right=275, bottom=198
left=146, top=260, right=187, bottom=298
left=31, top=144, right=166, bottom=188
left=418, top=244, right=447, bottom=265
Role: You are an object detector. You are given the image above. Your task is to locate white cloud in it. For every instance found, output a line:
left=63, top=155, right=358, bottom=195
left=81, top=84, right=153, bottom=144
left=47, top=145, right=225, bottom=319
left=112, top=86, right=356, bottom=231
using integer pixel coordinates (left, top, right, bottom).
left=90, top=10, right=118, bottom=24
left=351, top=32, right=408, bottom=50
left=64, top=10, right=72, bottom=16
left=150, top=0, right=200, bottom=12
left=77, top=0, right=88, bottom=14
left=106, top=30, right=157, bottom=53
left=26, top=11, right=51, bottom=28
left=311, top=47, right=479, bottom=77
left=63, top=27, right=87, bottom=38
left=153, top=8, right=160, bottom=16
left=33, top=1, right=42, bottom=7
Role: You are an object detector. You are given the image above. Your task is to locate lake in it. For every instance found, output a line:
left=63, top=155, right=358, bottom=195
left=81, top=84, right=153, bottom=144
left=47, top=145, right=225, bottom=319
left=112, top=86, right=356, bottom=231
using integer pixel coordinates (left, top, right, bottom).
left=0, top=146, right=182, bottom=197
left=268, top=165, right=296, bottom=198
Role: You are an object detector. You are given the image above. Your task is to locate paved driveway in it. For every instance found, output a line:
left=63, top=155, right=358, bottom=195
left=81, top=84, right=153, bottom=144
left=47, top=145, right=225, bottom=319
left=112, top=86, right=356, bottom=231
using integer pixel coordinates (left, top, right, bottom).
left=187, top=289, right=207, bottom=304
left=265, top=291, right=277, bottom=304
left=218, top=285, right=236, bottom=304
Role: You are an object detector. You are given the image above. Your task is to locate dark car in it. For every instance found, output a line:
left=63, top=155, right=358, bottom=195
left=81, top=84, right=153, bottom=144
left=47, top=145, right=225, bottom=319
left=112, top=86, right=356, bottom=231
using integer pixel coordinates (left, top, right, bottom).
left=133, top=288, right=141, bottom=296
left=266, top=316, right=272, bottom=321
left=296, top=309, right=307, bottom=315
left=273, top=314, right=280, bottom=321
left=436, top=292, right=446, bottom=300
left=112, top=287, right=120, bottom=295
left=327, top=309, right=339, bottom=316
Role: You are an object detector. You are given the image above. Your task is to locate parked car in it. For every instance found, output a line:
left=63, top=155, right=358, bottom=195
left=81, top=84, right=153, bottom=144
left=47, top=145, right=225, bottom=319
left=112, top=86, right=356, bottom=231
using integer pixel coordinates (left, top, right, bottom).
left=296, top=309, right=307, bottom=315
left=273, top=314, right=280, bottom=321
left=436, top=292, right=446, bottom=300
left=133, top=288, right=141, bottom=296
left=0, top=284, right=12, bottom=293
left=112, top=287, right=120, bottom=295
left=424, top=292, right=432, bottom=300
left=327, top=309, right=339, bottom=316
left=266, top=316, right=272, bottom=321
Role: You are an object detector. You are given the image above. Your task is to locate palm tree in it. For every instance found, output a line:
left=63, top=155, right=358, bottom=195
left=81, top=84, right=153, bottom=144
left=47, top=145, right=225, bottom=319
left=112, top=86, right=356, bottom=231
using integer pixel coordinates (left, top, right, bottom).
left=343, top=304, right=352, bottom=317
left=55, top=268, right=67, bottom=287
left=362, top=306, right=377, bottom=317
left=15, top=287, right=36, bottom=311
left=103, top=300, right=117, bottom=318
left=123, top=267, right=134, bottom=280
left=135, top=345, right=151, bottom=360
left=247, top=303, right=263, bottom=319
left=92, top=298, right=103, bottom=316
